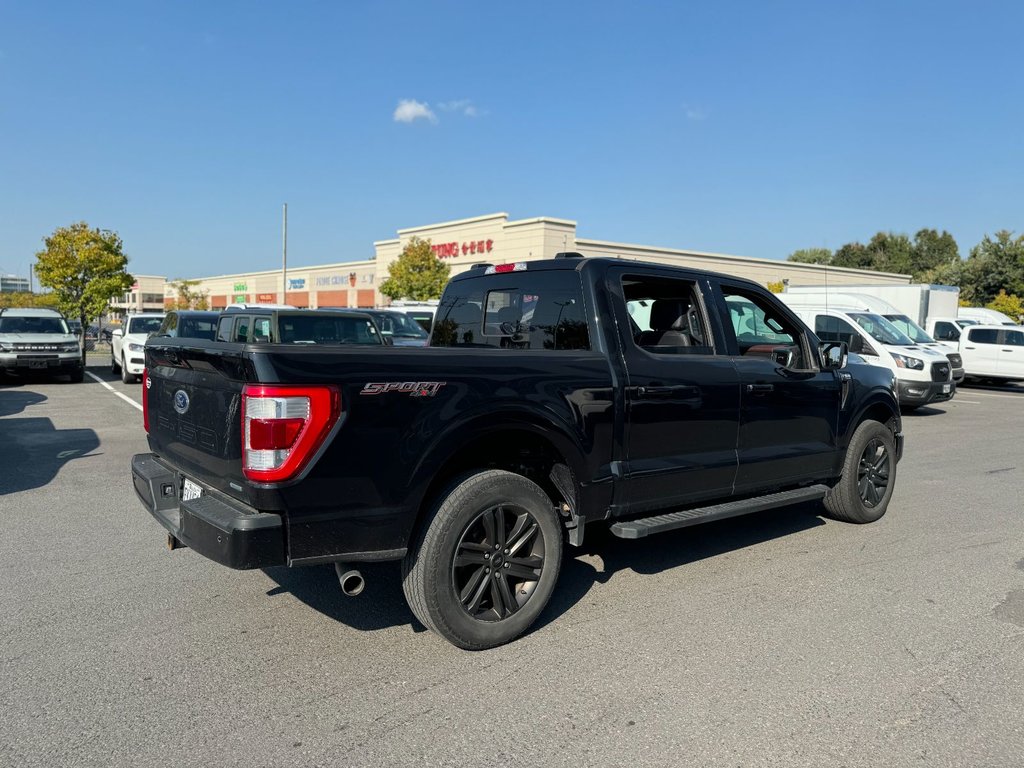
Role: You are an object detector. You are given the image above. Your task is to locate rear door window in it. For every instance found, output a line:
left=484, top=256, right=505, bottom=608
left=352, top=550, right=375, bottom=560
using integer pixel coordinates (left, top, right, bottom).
left=967, top=328, right=999, bottom=344
left=432, top=271, right=589, bottom=350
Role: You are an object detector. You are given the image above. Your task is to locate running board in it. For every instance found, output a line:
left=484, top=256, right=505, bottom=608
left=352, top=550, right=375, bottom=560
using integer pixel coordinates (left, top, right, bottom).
left=610, top=485, right=829, bottom=539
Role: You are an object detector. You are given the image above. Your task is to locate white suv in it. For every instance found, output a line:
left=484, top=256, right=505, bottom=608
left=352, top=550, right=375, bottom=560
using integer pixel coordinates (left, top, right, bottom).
left=0, top=308, right=84, bottom=382
left=111, top=313, right=165, bottom=383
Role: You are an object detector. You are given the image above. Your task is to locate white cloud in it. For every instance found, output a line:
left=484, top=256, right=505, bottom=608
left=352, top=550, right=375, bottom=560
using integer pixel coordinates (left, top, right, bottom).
left=393, top=99, right=437, bottom=124
left=438, top=99, right=483, bottom=117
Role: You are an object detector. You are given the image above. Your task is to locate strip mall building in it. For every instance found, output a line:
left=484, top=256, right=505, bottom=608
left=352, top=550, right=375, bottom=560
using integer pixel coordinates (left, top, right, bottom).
left=153, top=212, right=911, bottom=310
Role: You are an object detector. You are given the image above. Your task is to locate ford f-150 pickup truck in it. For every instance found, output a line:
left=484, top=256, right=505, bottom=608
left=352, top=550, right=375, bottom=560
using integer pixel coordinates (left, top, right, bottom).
left=131, top=255, right=903, bottom=649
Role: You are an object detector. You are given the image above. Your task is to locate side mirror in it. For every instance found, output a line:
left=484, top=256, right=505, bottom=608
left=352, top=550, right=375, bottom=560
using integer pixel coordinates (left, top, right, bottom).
left=112, top=328, right=123, bottom=337
left=819, top=340, right=848, bottom=370
left=382, top=335, right=394, bottom=346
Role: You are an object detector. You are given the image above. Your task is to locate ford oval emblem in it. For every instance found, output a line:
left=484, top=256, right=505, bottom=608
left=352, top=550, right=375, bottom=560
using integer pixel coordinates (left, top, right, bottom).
left=173, top=390, right=190, bottom=415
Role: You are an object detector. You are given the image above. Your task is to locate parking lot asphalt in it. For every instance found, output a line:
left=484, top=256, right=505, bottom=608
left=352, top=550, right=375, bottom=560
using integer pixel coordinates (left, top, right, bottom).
left=1, top=365, right=1023, bottom=768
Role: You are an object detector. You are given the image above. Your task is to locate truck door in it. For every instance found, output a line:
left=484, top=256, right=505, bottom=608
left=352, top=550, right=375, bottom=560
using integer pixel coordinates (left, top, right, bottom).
left=605, top=267, right=740, bottom=514
left=962, top=327, right=1001, bottom=376
left=1001, top=329, right=1024, bottom=378
left=711, top=281, right=841, bottom=492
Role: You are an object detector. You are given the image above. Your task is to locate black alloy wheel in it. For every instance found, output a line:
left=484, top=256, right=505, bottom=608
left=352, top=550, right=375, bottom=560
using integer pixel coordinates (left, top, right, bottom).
left=401, top=469, right=563, bottom=650
left=823, top=419, right=897, bottom=524
left=857, top=437, right=890, bottom=508
left=452, top=503, right=546, bottom=622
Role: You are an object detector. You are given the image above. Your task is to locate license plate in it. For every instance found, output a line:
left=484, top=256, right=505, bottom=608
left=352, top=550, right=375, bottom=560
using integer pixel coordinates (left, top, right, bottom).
left=942, top=383, right=951, bottom=393
left=181, top=478, right=203, bottom=501
left=28, top=360, right=47, bottom=369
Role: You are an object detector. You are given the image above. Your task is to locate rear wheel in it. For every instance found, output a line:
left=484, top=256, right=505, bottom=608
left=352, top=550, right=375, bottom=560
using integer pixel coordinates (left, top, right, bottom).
left=823, top=419, right=896, bottom=524
left=402, top=470, right=563, bottom=650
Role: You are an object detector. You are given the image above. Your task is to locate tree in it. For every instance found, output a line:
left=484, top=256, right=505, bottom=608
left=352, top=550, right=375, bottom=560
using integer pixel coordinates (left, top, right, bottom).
left=786, top=248, right=833, bottom=265
left=0, top=291, right=59, bottom=310
left=379, top=237, right=450, bottom=301
left=167, top=279, right=209, bottom=310
left=962, top=230, right=1024, bottom=305
left=832, top=242, right=874, bottom=269
left=911, top=229, right=959, bottom=277
left=765, top=280, right=785, bottom=294
left=986, top=290, right=1024, bottom=323
left=865, top=232, right=914, bottom=275
left=34, top=222, right=133, bottom=363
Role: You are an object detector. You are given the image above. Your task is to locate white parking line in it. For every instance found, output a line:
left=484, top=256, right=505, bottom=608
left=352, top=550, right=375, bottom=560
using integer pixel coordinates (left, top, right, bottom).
left=958, top=391, right=1024, bottom=400
left=85, top=371, right=143, bottom=412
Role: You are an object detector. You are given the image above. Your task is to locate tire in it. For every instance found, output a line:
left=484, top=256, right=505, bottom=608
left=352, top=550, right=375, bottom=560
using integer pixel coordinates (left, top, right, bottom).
left=69, top=366, right=84, bottom=383
left=401, top=470, right=563, bottom=650
left=120, top=355, right=133, bottom=384
left=823, top=420, right=897, bottom=524
left=111, top=353, right=120, bottom=374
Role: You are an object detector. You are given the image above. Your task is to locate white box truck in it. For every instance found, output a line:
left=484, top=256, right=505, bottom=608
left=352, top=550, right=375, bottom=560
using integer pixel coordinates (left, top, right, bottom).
left=785, top=283, right=960, bottom=328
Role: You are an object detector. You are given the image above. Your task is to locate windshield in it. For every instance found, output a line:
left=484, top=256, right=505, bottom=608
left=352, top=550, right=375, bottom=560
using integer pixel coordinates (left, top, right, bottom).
left=371, top=312, right=429, bottom=338
left=128, top=316, right=164, bottom=334
left=0, top=316, right=69, bottom=334
left=883, top=314, right=934, bottom=343
left=848, top=312, right=914, bottom=345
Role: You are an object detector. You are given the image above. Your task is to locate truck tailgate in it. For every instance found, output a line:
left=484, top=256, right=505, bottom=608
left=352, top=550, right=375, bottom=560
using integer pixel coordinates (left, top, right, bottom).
left=145, top=342, right=251, bottom=503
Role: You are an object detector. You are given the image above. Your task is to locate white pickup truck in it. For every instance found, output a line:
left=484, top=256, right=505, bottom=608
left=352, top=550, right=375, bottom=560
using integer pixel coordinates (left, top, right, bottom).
left=111, top=313, right=165, bottom=383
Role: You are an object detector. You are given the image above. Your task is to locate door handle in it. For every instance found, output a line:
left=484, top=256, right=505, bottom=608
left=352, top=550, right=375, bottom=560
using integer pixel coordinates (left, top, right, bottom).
left=746, top=383, right=775, bottom=394
left=1002, top=349, right=1013, bottom=352
left=638, top=385, right=677, bottom=397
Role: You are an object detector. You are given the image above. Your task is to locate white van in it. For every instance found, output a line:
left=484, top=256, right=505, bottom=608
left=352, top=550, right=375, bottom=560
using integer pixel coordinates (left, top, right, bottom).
left=781, top=291, right=964, bottom=382
left=958, top=325, right=1024, bottom=382
left=925, top=317, right=979, bottom=348
left=779, top=301, right=955, bottom=409
left=383, top=300, right=439, bottom=333
left=957, top=307, right=1019, bottom=326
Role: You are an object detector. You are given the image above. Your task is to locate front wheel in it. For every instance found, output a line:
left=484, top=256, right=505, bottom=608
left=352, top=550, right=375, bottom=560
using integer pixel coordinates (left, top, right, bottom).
left=402, top=470, right=563, bottom=650
left=120, top=356, right=134, bottom=384
left=823, top=419, right=897, bottom=524
left=111, top=354, right=120, bottom=374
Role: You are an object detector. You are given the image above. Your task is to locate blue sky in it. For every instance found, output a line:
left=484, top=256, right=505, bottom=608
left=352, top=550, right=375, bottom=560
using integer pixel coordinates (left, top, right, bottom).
left=2, top=1, right=1022, bottom=280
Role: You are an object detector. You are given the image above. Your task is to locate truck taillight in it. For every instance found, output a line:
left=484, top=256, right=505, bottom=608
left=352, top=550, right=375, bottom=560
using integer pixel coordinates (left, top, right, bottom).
left=241, top=384, right=341, bottom=483
left=142, top=369, right=150, bottom=432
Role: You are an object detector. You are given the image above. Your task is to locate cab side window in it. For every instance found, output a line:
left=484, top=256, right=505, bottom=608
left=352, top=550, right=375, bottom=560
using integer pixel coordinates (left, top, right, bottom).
left=234, top=316, right=251, bottom=343
left=933, top=321, right=959, bottom=341
left=1006, top=330, right=1024, bottom=346
left=622, top=276, right=712, bottom=355
left=968, top=328, right=999, bottom=344
left=722, top=288, right=807, bottom=369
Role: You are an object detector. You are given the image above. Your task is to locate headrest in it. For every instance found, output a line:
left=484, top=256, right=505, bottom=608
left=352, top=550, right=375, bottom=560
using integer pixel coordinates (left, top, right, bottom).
left=650, top=299, right=689, bottom=331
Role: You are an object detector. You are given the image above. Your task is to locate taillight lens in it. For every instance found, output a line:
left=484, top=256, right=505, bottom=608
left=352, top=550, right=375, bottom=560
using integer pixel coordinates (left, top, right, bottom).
left=241, top=384, right=341, bottom=482
left=142, top=368, right=150, bottom=432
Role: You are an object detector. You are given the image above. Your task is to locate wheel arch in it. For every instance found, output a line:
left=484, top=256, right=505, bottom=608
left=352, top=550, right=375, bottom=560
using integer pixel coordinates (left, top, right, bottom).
left=401, top=409, right=587, bottom=548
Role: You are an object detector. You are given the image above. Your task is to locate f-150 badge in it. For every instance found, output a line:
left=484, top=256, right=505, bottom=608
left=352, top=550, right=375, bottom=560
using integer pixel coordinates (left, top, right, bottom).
left=360, top=382, right=447, bottom=397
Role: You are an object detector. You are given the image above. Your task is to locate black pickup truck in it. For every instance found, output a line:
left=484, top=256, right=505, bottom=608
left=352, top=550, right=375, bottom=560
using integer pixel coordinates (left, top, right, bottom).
left=132, top=255, right=903, bottom=649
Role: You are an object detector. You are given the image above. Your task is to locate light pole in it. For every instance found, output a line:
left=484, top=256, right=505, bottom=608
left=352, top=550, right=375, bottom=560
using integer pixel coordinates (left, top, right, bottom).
left=282, top=203, right=288, bottom=304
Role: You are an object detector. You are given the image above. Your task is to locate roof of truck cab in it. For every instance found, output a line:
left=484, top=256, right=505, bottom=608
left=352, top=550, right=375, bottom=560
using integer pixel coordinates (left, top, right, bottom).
left=448, top=256, right=768, bottom=290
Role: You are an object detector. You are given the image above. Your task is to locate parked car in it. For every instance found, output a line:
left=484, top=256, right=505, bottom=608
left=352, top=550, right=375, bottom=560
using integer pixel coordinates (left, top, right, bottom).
left=215, top=306, right=384, bottom=345
left=360, top=309, right=430, bottom=347
left=152, top=310, right=220, bottom=341
left=111, top=313, right=165, bottom=383
left=132, top=255, right=903, bottom=649
left=0, top=307, right=84, bottom=382
left=958, top=325, right=1024, bottom=382
left=385, top=300, right=439, bottom=332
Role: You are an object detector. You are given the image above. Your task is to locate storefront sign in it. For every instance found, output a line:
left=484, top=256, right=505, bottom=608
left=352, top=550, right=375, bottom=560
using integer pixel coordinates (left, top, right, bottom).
left=314, top=274, right=351, bottom=287
left=233, top=282, right=248, bottom=292
left=431, top=240, right=494, bottom=259
left=288, top=278, right=306, bottom=290
left=233, top=294, right=246, bottom=304
left=257, top=293, right=276, bottom=303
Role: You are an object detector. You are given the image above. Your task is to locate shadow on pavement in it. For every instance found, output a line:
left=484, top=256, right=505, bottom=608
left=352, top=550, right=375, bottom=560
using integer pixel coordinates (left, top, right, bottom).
left=0, top=417, right=101, bottom=495
left=262, top=501, right=826, bottom=638
left=0, top=390, right=47, bottom=417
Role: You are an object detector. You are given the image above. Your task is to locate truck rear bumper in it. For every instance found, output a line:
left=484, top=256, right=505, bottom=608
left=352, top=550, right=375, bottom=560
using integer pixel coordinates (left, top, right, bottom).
left=131, top=453, right=285, bottom=569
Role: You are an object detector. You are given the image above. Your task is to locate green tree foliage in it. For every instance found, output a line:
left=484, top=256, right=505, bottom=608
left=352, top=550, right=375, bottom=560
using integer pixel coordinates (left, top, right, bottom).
left=865, top=232, right=914, bottom=275
left=0, top=291, right=59, bottom=309
left=832, top=242, right=874, bottom=269
left=910, top=229, right=959, bottom=276
left=786, top=248, right=832, bottom=265
left=34, top=222, right=133, bottom=360
left=379, top=237, right=450, bottom=301
left=986, top=290, right=1024, bottom=322
left=961, top=231, right=1024, bottom=305
left=168, top=278, right=209, bottom=310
